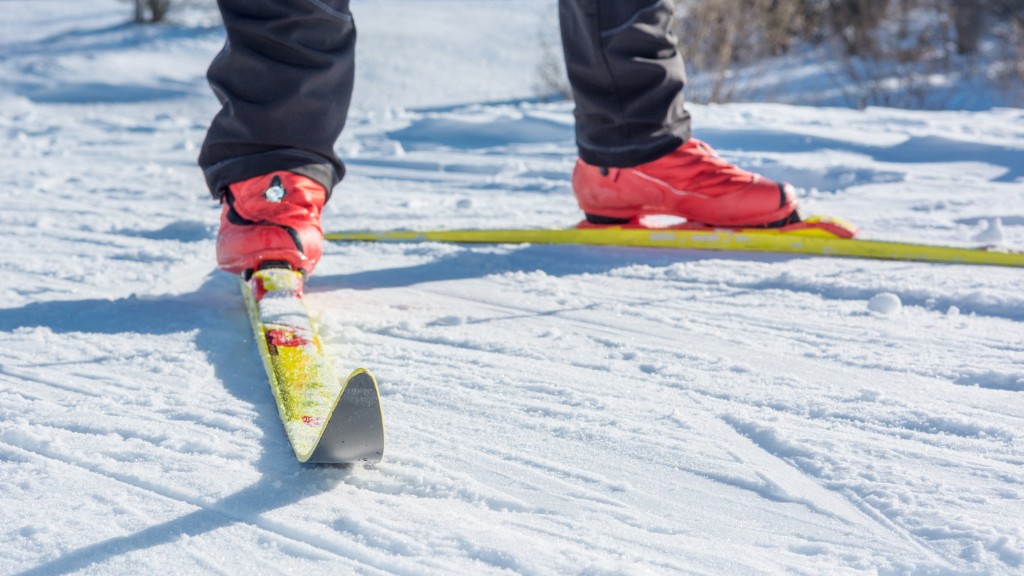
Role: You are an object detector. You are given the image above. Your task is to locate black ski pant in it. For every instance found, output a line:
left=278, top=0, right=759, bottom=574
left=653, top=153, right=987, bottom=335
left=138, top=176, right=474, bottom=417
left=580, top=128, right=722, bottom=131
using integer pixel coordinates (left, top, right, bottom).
left=199, top=0, right=690, bottom=198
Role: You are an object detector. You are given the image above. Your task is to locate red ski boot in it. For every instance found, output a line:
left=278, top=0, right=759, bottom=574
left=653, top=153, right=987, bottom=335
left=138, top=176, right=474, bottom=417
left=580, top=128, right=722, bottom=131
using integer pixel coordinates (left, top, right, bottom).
left=573, top=138, right=800, bottom=227
left=216, top=171, right=327, bottom=277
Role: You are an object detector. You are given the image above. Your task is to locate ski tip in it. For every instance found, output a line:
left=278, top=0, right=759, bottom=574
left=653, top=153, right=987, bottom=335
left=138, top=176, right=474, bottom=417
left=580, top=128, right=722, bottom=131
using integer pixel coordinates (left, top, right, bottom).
left=346, top=367, right=375, bottom=381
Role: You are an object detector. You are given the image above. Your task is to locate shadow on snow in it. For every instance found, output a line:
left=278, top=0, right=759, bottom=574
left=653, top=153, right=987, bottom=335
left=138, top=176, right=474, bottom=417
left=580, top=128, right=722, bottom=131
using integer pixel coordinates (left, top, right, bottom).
left=1, top=21, right=222, bottom=104
left=0, top=273, right=364, bottom=575
left=312, top=243, right=796, bottom=292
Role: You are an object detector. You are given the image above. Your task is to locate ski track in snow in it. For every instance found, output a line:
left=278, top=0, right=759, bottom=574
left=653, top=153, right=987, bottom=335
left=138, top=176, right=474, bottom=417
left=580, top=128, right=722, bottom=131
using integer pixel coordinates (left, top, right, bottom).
left=2, top=1, right=1024, bottom=574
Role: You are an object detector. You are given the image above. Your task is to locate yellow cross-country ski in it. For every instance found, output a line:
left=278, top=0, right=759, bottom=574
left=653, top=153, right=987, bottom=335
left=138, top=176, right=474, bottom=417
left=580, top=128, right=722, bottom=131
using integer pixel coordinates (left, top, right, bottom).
left=241, top=267, right=384, bottom=464
left=325, top=216, right=1024, bottom=268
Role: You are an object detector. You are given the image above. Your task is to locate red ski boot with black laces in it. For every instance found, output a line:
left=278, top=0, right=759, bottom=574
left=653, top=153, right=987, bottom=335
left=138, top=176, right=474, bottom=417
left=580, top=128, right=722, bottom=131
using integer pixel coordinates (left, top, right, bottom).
left=573, top=138, right=800, bottom=228
left=216, top=171, right=327, bottom=277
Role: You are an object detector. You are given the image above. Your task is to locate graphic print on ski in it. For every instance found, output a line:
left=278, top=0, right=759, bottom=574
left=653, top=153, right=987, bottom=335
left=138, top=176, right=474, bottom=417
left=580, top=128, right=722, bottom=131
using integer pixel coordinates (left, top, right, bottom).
left=241, top=267, right=385, bottom=464
left=324, top=216, right=1024, bottom=268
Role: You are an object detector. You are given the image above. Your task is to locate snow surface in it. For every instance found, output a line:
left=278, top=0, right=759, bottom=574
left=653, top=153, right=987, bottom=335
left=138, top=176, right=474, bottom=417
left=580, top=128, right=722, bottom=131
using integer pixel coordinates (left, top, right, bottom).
left=2, top=1, right=1023, bottom=574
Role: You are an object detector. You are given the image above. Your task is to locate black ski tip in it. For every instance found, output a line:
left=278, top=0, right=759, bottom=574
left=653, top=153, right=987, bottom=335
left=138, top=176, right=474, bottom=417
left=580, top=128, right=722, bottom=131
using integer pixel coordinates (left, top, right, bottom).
left=304, top=369, right=385, bottom=465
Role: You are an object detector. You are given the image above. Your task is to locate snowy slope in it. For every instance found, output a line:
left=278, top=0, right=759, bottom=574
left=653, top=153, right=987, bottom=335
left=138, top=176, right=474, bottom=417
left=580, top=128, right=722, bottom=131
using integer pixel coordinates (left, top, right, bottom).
left=2, top=1, right=1023, bottom=574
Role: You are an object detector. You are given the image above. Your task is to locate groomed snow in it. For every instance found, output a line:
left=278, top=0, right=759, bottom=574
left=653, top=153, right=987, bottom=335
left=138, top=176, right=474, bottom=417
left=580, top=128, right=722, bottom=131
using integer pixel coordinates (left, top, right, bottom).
left=1, top=1, right=1022, bottom=574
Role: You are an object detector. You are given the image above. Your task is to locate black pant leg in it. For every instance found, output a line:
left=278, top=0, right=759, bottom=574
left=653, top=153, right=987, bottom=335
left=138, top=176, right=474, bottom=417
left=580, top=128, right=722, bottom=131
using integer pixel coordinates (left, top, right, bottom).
left=559, top=0, right=690, bottom=167
left=199, top=0, right=356, bottom=199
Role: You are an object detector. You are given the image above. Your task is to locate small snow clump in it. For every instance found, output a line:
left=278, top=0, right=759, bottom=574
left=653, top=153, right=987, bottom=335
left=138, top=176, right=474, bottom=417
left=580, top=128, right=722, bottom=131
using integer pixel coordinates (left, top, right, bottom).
left=868, top=292, right=902, bottom=315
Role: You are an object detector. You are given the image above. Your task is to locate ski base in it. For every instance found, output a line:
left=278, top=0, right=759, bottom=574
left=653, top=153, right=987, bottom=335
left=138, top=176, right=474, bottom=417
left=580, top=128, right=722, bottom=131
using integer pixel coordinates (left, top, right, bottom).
left=324, top=216, right=1024, bottom=268
left=241, top=267, right=384, bottom=464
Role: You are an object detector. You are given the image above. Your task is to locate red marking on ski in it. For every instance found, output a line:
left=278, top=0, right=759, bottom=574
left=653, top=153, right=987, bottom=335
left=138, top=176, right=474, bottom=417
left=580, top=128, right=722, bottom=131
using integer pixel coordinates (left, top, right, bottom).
left=266, top=329, right=310, bottom=348
left=251, top=275, right=269, bottom=302
left=250, top=272, right=304, bottom=302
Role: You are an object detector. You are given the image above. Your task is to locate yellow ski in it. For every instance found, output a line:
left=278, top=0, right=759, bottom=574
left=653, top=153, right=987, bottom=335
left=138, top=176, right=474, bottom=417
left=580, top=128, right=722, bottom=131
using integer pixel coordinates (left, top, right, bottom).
left=241, top=267, right=384, bottom=464
left=325, top=220, right=1024, bottom=268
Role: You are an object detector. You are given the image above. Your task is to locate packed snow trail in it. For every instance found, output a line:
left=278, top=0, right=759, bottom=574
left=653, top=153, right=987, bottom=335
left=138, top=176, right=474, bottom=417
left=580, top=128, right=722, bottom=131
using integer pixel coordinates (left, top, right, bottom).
left=1, top=1, right=1023, bottom=574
